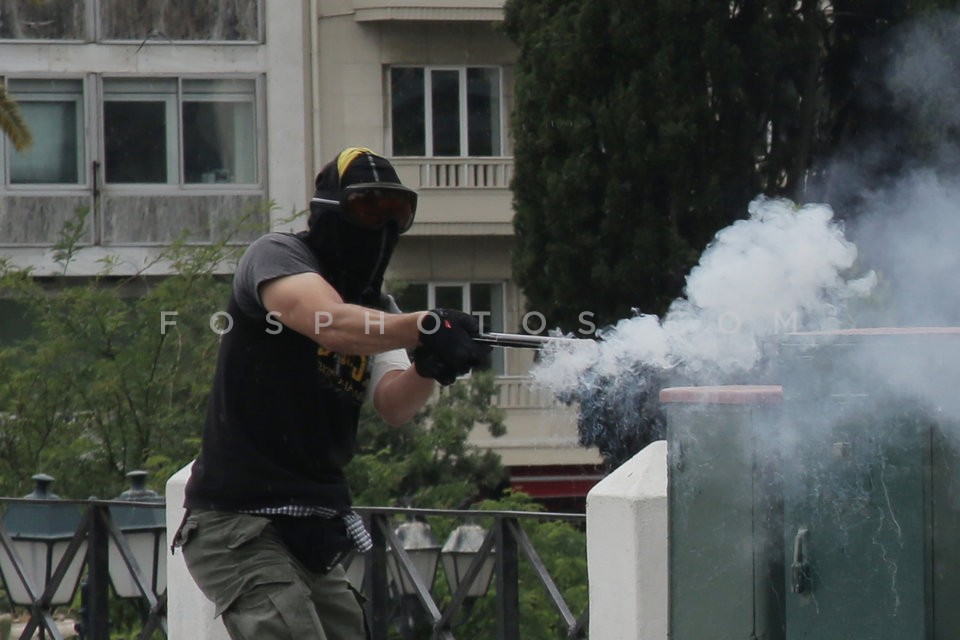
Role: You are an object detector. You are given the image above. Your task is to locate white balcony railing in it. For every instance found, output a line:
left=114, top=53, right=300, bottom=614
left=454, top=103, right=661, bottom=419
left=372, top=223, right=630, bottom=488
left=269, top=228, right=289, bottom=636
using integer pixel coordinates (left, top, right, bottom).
left=393, top=158, right=513, bottom=190
left=492, top=376, right=565, bottom=410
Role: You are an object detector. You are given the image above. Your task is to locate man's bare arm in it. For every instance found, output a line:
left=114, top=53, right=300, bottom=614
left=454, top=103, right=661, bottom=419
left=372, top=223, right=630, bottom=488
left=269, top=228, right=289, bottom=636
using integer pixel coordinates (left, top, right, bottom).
left=259, top=272, right=425, bottom=355
left=372, top=368, right=436, bottom=426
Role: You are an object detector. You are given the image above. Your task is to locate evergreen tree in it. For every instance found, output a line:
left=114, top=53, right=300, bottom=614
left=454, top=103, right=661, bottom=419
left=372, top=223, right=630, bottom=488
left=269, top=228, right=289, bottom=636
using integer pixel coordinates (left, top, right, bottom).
left=504, top=0, right=960, bottom=331
left=812, top=0, right=960, bottom=211
left=506, top=0, right=799, bottom=328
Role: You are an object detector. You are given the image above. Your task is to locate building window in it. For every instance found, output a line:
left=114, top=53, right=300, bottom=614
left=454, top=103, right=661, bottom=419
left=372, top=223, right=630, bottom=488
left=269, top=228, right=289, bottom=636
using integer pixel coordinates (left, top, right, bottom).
left=0, top=0, right=86, bottom=40
left=7, top=79, right=85, bottom=184
left=103, top=77, right=258, bottom=185
left=390, top=66, right=502, bottom=158
left=0, top=0, right=261, bottom=42
left=182, top=79, right=257, bottom=184
left=396, top=282, right=506, bottom=374
left=103, top=79, right=175, bottom=184
left=98, top=0, right=261, bottom=42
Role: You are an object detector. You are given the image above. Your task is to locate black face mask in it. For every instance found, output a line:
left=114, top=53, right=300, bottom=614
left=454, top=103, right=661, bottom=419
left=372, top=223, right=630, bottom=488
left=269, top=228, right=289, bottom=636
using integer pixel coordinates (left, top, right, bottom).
left=304, top=149, right=411, bottom=306
left=302, top=208, right=398, bottom=306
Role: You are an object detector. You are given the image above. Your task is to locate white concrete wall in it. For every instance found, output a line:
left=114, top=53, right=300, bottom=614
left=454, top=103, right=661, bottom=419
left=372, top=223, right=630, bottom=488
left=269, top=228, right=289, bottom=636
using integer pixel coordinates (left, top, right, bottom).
left=586, top=440, right=668, bottom=640
left=263, top=0, right=314, bottom=231
left=165, top=462, right=229, bottom=640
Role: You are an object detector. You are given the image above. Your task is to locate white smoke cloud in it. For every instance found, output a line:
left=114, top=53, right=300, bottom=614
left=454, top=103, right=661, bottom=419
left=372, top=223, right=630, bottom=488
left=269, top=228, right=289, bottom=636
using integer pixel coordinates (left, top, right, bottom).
left=851, top=171, right=960, bottom=327
left=534, top=197, right=876, bottom=393
left=535, top=10, right=960, bottom=419
left=531, top=10, right=960, bottom=469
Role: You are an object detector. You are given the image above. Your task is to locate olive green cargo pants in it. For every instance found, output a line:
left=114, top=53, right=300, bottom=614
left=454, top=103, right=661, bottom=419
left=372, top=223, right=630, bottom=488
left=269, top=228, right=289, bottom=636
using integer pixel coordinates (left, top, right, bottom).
left=177, top=509, right=368, bottom=640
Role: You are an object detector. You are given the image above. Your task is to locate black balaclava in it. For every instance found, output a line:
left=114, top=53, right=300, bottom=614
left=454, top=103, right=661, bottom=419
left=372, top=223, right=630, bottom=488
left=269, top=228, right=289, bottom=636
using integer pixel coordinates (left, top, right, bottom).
left=301, top=147, right=405, bottom=306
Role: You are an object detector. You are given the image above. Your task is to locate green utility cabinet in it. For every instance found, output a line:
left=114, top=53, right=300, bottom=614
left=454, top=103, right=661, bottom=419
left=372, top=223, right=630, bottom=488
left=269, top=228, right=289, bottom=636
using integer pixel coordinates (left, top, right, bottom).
left=777, top=328, right=960, bottom=639
left=662, top=385, right=785, bottom=640
left=662, top=329, right=960, bottom=639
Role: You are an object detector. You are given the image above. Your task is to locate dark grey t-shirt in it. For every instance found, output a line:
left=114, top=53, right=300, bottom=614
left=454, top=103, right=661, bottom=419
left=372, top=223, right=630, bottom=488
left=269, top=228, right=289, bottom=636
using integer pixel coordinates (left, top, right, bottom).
left=232, top=232, right=409, bottom=393
left=186, top=232, right=366, bottom=513
left=233, top=232, right=321, bottom=319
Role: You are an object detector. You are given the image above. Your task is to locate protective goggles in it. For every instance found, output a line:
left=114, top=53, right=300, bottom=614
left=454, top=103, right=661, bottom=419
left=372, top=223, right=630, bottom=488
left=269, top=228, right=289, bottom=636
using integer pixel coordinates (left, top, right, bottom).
left=311, top=183, right=418, bottom=234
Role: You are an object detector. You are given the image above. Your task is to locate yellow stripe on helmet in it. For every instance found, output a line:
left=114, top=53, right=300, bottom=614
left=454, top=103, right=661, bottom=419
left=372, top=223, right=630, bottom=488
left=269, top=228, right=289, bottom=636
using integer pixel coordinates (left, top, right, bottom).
left=337, top=147, right=377, bottom=184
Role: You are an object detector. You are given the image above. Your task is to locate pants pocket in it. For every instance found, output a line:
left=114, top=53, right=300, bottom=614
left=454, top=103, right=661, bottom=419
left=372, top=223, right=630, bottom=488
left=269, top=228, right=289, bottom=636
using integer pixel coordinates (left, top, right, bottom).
left=181, top=511, right=280, bottom=618
left=222, top=579, right=324, bottom=640
left=223, top=514, right=271, bottom=549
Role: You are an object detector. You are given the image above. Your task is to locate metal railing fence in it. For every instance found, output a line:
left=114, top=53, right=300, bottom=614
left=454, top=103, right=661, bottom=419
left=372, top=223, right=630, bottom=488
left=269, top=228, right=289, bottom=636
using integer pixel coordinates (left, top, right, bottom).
left=355, top=507, right=588, bottom=640
left=0, top=500, right=588, bottom=640
left=0, top=498, right=166, bottom=640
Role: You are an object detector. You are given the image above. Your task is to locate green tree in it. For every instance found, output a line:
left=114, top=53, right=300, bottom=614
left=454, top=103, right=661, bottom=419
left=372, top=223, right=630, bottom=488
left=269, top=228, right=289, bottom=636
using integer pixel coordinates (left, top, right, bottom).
left=504, top=0, right=809, bottom=328
left=504, top=0, right=960, bottom=331
left=503, top=0, right=834, bottom=468
left=811, top=0, right=960, bottom=211
left=0, top=209, right=513, bottom=505
left=347, top=370, right=508, bottom=509
left=0, top=209, right=248, bottom=497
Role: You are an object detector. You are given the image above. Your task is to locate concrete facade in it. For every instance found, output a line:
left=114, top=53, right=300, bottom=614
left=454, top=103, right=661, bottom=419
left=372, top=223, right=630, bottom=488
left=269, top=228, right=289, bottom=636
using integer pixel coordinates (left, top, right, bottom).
left=0, top=1, right=313, bottom=275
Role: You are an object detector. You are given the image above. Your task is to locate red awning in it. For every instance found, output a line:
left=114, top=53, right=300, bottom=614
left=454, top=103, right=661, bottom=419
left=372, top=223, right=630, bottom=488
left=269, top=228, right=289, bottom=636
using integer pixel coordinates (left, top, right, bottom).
left=508, top=465, right=605, bottom=498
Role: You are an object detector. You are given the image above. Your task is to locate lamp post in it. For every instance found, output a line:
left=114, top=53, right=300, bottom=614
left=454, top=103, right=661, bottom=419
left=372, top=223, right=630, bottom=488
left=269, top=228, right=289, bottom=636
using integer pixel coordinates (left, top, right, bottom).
left=388, top=518, right=440, bottom=597
left=387, top=518, right=441, bottom=640
left=108, top=470, right=166, bottom=599
left=441, top=521, right=495, bottom=600
left=0, top=474, right=86, bottom=607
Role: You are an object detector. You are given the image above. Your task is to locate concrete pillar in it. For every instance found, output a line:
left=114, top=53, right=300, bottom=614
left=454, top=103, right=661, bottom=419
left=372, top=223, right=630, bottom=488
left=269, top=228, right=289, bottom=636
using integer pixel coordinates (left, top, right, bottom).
left=586, top=440, right=668, bottom=640
left=165, top=461, right=229, bottom=640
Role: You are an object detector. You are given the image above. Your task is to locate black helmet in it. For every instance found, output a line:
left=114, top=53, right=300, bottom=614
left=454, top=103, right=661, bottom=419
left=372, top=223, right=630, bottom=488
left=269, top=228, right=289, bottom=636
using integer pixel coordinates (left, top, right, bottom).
left=309, top=147, right=417, bottom=233
left=303, top=148, right=417, bottom=306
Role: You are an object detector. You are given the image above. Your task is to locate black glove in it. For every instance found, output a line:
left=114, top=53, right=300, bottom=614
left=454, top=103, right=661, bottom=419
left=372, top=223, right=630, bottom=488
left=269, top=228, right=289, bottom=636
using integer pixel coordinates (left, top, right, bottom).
left=415, top=309, right=491, bottom=384
left=412, top=345, right=459, bottom=386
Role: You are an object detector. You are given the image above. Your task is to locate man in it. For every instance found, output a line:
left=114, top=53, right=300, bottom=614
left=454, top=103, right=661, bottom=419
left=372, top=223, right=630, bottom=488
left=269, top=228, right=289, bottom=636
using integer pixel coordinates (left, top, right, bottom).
left=175, top=148, right=488, bottom=639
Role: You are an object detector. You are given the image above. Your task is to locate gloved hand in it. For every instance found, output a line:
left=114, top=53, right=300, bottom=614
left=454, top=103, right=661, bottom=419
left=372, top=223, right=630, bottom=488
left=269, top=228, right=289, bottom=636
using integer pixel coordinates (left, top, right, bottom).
left=412, top=345, right=459, bottom=386
left=414, top=309, right=491, bottom=384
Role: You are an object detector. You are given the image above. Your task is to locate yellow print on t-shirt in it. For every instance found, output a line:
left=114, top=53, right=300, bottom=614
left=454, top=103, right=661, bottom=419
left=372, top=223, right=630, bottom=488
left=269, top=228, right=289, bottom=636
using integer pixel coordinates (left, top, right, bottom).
left=316, top=347, right=370, bottom=402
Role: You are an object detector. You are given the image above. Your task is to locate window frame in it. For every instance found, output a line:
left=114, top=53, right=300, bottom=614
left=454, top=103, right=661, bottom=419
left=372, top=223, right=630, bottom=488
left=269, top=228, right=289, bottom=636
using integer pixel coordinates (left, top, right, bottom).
left=101, top=77, right=179, bottom=186
left=0, top=73, right=264, bottom=193
left=430, top=282, right=505, bottom=332
left=0, top=0, right=266, bottom=44
left=181, top=78, right=260, bottom=186
left=0, top=0, right=91, bottom=43
left=388, top=64, right=504, bottom=159
left=95, top=0, right=265, bottom=44
left=98, top=74, right=264, bottom=192
left=2, top=75, right=89, bottom=191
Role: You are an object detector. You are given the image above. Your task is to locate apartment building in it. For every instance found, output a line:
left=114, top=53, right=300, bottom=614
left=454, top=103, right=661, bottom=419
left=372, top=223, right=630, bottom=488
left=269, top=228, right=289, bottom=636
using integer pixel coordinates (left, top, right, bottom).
left=0, top=0, right=601, bottom=509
